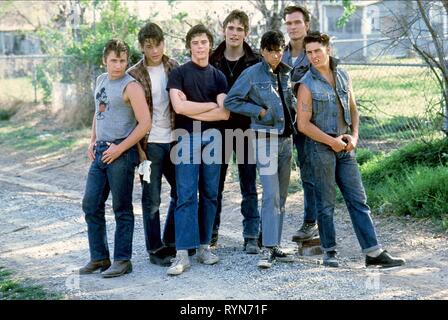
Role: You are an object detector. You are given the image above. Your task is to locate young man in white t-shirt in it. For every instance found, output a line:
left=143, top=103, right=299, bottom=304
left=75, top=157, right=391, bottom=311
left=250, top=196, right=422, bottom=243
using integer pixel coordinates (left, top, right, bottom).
left=127, top=23, right=179, bottom=267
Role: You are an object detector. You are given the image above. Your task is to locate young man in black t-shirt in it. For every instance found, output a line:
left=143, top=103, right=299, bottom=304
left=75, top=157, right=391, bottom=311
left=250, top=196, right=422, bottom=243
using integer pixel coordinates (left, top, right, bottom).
left=166, top=24, right=229, bottom=276
left=209, top=10, right=261, bottom=254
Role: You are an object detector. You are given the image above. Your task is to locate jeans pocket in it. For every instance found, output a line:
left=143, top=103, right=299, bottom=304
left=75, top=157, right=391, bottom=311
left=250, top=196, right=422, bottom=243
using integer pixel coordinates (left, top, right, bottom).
left=314, top=142, right=333, bottom=164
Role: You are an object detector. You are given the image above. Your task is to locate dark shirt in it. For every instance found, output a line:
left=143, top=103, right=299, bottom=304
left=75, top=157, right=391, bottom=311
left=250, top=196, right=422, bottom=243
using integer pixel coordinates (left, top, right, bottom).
left=167, top=61, right=227, bottom=133
left=275, top=68, right=295, bottom=137
left=210, top=41, right=261, bottom=131
left=221, top=56, right=248, bottom=89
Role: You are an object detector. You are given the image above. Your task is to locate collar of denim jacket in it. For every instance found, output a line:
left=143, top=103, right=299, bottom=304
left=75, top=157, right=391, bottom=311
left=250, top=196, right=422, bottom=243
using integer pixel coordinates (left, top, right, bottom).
left=309, top=56, right=340, bottom=81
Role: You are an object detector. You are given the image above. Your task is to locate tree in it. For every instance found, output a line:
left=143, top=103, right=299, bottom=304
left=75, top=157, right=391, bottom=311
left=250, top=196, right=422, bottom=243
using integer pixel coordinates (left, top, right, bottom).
left=249, top=0, right=355, bottom=33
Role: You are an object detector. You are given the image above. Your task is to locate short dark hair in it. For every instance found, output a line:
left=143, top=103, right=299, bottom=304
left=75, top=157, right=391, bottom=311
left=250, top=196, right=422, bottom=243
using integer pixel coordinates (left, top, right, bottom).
left=304, top=31, right=330, bottom=47
left=103, top=38, right=130, bottom=60
left=185, top=24, right=214, bottom=50
left=223, top=10, right=250, bottom=33
left=283, top=5, right=310, bottom=23
left=138, top=22, right=164, bottom=47
left=260, top=30, right=285, bottom=51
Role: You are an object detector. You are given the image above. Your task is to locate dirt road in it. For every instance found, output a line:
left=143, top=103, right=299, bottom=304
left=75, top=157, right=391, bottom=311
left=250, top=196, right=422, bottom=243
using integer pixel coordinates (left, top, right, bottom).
left=0, top=121, right=447, bottom=300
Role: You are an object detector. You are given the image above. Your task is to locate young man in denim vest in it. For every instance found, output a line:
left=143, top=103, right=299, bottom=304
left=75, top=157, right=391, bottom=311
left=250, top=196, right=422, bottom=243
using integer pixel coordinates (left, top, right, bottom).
left=209, top=10, right=261, bottom=253
left=225, top=30, right=296, bottom=268
left=297, top=31, right=405, bottom=268
left=127, top=23, right=179, bottom=267
left=166, top=24, right=230, bottom=276
left=281, top=5, right=319, bottom=242
left=79, top=39, right=151, bottom=278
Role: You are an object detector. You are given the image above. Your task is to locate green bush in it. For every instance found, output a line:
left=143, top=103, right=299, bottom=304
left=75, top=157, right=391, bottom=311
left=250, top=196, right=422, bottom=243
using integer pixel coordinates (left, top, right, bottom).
left=372, top=166, right=448, bottom=221
left=355, top=148, right=381, bottom=166
left=360, top=138, right=448, bottom=229
left=361, top=138, right=448, bottom=186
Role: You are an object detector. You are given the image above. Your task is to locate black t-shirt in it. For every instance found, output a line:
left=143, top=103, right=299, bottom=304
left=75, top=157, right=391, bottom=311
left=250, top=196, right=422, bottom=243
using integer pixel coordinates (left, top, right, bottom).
left=275, top=68, right=294, bottom=138
left=167, top=61, right=228, bottom=133
left=216, top=56, right=252, bottom=130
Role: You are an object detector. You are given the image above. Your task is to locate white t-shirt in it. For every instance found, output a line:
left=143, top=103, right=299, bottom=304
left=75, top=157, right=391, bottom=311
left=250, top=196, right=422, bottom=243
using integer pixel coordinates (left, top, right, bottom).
left=291, top=56, right=298, bottom=65
left=147, top=64, right=174, bottom=143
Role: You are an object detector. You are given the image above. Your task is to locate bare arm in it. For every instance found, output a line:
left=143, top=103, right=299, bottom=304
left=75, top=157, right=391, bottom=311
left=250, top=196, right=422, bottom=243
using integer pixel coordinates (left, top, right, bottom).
left=297, top=84, right=347, bottom=152
left=343, top=78, right=359, bottom=152
left=101, top=82, right=151, bottom=164
left=169, top=88, right=218, bottom=117
left=87, top=114, right=96, bottom=161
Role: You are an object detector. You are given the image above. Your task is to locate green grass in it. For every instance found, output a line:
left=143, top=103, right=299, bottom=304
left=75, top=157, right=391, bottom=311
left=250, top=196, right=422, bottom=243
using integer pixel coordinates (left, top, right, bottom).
left=361, top=138, right=448, bottom=186
left=360, top=138, right=448, bottom=229
left=345, top=65, right=440, bottom=119
left=0, top=267, right=61, bottom=300
left=0, top=77, right=41, bottom=105
left=0, top=123, right=76, bottom=153
left=355, top=148, right=381, bottom=166
left=359, top=115, right=434, bottom=141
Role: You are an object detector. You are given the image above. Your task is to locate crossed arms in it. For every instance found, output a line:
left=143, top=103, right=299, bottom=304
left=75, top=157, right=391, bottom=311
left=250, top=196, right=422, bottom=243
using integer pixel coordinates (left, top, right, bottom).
left=169, top=89, right=230, bottom=121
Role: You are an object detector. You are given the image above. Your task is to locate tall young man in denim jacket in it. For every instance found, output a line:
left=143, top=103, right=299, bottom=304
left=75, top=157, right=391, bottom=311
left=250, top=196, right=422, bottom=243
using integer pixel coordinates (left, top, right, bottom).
left=297, top=31, right=405, bottom=268
left=225, top=31, right=296, bottom=268
left=166, top=24, right=230, bottom=276
left=79, top=39, right=151, bottom=278
left=281, top=5, right=319, bottom=242
left=127, top=23, right=179, bottom=267
left=209, top=10, right=261, bottom=253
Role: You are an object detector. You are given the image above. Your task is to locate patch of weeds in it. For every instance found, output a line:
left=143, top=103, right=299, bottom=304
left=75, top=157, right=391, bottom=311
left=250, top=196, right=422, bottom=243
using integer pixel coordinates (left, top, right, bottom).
left=0, top=267, right=61, bottom=300
left=0, top=124, right=76, bottom=153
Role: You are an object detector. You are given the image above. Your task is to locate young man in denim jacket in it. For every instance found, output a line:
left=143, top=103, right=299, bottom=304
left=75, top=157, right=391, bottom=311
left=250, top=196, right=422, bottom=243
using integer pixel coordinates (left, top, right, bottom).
left=297, top=31, right=405, bottom=268
left=225, top=30, right=296, bottom=268
left=209, top=10, right=261, bottom=253
left=281, top=5, right=319, bottom=243
left=127, top=22, right=179, bottom=267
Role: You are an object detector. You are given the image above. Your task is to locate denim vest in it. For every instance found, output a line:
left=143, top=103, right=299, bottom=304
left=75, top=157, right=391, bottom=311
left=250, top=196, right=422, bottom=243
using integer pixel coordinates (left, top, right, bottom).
left=224, top=60, right=296, bottom=134
left=299, top=58, right=351, bottom=135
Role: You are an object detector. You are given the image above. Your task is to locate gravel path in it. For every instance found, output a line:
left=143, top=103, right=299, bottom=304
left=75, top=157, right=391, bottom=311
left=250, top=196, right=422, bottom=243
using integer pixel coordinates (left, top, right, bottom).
left=0, top=139, right=447, bottom=300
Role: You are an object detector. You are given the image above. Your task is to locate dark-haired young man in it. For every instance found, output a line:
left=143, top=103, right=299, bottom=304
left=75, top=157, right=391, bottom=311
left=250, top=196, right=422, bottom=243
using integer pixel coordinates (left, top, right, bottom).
left=225, top=30, right=296, bottom=269
left=297, top=31, right=405, bottom=268
left=281, top=5, right=319, bottom=242
left=127, top=22, right=179, bottom=267
left=209, top=10, right=261, bottom=253
left=166, top=24, right=229, bottom=275
left=79, top=39, right=151, bottom=278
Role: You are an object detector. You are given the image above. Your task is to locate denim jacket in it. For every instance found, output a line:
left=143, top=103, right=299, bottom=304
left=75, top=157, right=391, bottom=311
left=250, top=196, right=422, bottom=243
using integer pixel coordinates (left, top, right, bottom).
left=224, top=60, right=296, bottom=134
left=299, top=57, right=351, bottom=135
left=282, top=43, right=310, bottom=92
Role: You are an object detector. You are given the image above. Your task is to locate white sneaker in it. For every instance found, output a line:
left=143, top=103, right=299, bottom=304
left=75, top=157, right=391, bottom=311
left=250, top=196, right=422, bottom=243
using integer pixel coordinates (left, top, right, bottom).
left=166, top=250, right=191, bottom=276
left=197, top=245, right=219, bottom=265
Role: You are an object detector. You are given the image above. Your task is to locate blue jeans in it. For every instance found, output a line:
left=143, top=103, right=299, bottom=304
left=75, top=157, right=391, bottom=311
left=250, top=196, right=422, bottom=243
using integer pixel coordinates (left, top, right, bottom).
left=82, top=141, right=139, bottom=261
left=213, top=133, right=259, bottom=239
left=306, top=138, right=381, bottom=254
left=140, top=142, right=176, bottom=253
left=293, top=133, right=317, bottom=223
left=174, top=132, right=221, bottom=250
left=254, top=135, right=292, bottom=247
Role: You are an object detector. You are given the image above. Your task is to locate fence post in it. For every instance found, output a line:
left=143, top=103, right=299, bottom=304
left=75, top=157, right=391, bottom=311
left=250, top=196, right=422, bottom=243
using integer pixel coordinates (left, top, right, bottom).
left=33, top=63, right=37, bottom=104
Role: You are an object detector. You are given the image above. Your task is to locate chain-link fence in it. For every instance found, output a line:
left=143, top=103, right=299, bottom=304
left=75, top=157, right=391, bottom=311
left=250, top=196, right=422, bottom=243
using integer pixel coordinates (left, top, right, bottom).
left=341, top=62, right=444, bottom=152
left=0, top=55, right=444, bottom=151
left=0, top=55, right=97, bottom=127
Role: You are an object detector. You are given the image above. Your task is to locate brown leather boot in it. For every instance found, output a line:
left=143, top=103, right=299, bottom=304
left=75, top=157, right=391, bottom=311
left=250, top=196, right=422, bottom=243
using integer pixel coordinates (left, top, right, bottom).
left=79, top=259, right=111, bottom=275
left=101, top=260, right=132, bottom=278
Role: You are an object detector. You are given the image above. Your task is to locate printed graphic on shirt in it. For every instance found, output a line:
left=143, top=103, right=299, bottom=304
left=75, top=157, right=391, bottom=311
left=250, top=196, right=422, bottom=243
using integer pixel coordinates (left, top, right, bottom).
left=95, top=87, right=110, bottom=120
